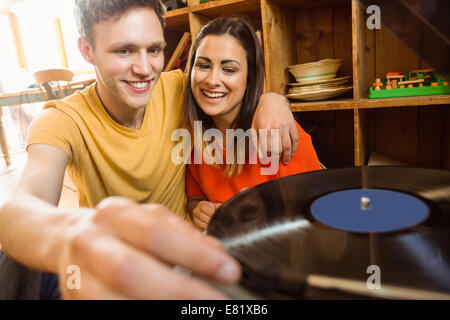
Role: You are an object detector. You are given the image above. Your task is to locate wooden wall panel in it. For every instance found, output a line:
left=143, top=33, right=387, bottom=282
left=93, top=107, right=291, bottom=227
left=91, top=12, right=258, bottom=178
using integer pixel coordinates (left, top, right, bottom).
left=296, top=112, right=336, bottom=150
left=261, top=0, right=296, bottom=93
left=296, top=110, right=353, bottom=167
left=366, top=109, right=376, bottom=162
left=312, top=7, right=334, bottom=61
left=360, top=28, right=375, bottom=99
left=293, top=3, right=353, bottom=166
left=354, top=108, right=364, bottom=165
left=374, top=28, right=420, bottom=79
left=295, top=9, right=316, bottom=64
left=335, top=109, right=354, bottom=165
left=351, top=0, right=362, bottom=100
left=163, top=30, right=184, bottom=71
left=417, top=106, right=445, bottom=169
left=375, top=108, right=418, bottom=165
left=442, top=108, right=450, bottom=170
left=332, top=4, right=352, bottom=78
left=296, top=5, right=351, bottom=67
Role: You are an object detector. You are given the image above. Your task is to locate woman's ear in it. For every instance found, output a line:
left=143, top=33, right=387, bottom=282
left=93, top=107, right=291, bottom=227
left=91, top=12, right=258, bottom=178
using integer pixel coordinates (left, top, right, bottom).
left=78, top=37, right=95, bottom=65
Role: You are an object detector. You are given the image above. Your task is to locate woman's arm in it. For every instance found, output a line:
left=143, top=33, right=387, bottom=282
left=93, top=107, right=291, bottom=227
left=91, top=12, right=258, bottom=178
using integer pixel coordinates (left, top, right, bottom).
left=188, top=197, right=221, bottom=231
left=187, top=196, right=207, bottom=220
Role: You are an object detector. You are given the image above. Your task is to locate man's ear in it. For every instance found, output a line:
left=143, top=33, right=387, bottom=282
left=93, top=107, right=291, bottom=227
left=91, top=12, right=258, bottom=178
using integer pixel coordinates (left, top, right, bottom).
left=78, top=37, right=95, bottom=65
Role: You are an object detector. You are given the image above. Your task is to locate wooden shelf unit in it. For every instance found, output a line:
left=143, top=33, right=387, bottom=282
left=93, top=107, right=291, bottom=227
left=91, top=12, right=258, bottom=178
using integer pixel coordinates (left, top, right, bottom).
left=165, top=6, right=190, bottom=31
left=163, top=0, right=450, bottom=169
left=190, top=0, right=261, bottom=17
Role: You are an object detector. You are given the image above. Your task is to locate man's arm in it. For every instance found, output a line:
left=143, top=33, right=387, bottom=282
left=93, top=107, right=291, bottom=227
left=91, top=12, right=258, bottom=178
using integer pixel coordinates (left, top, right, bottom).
left=252, top=92, right=299, bottom=165
left=0, top=144, right=69, bottom=271
left=0, top=145, right=241, bottom=299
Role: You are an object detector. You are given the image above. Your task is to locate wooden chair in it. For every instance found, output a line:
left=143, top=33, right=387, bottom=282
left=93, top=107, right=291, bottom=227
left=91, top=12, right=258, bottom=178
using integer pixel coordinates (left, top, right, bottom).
left=33, top=68, right=74, bottom=101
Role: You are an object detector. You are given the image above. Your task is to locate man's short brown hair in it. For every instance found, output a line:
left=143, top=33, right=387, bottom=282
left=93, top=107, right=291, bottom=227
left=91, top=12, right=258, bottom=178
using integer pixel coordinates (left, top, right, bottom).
left=74, top=0, right=166, bottom=47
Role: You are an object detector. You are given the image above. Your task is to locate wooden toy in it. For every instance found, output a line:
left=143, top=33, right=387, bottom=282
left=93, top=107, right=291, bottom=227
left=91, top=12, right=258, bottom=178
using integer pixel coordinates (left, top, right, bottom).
left=385, top=80, right=392, bottom=90
left=392, top=80, right=398, bottom=89
left=369, top=69, right=450, bottom=98
left=372, top=78, right=383, bottom=90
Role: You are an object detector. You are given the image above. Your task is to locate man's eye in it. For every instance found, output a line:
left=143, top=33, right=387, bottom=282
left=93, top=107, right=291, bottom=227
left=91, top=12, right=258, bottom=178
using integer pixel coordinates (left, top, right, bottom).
left=149, top=47, right=162, bottom=55
left=117, top=49, right=131, bottom=55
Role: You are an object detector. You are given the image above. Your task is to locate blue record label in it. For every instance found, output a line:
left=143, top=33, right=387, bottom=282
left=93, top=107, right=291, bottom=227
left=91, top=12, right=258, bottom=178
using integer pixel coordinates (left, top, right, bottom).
left=310, top=189, right=429, bottom=233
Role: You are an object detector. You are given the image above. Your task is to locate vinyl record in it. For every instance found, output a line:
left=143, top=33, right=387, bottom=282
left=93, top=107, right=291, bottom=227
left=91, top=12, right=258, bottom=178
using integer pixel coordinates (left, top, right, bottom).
left=206, top=166, right=450, bottom=299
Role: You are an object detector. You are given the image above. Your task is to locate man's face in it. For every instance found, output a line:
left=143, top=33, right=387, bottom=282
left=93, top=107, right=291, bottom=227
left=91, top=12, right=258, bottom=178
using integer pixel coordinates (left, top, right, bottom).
left=86, top=7, right=165, bottom=112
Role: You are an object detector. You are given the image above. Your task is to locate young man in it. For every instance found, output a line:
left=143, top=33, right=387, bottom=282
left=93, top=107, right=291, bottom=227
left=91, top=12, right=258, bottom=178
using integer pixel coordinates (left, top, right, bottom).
left=0, top=0, right=298, bottom=299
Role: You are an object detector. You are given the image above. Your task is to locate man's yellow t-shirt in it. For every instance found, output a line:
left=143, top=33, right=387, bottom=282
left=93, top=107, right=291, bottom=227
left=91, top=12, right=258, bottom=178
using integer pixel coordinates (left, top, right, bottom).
left=27, top=69, right=187, bottom=218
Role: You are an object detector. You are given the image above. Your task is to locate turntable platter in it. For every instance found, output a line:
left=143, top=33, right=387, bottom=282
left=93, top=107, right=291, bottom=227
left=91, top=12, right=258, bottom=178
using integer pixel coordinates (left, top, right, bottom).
left=206, top=166, right=450, bottom=299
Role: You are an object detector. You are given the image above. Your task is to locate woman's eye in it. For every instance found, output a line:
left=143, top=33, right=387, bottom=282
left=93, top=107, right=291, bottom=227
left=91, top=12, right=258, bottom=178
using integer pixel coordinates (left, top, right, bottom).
left=196, top=63, right=210, bottom=70
left=223, top=68, right=236, bottom=74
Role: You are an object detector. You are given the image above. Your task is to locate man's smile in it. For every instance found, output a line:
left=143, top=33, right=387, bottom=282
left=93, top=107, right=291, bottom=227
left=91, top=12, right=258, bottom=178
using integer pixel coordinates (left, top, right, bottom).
left=123, top=80, right=152, bottom=92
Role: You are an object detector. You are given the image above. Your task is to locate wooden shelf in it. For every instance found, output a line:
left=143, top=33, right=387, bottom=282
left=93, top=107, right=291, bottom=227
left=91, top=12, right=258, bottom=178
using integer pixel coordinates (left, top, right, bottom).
left=358, top=95, right=450, bottom=109
left=290, top=98, right=356, bottom=112
left=275, top=0, right=349, bottom=9
left=190, top=0, right=261, bottom=17
left=164, top=7, right=190, bottom=31
left=165, top=6, right=189, bottom=18
left=290, top=95, right=450, bottom=112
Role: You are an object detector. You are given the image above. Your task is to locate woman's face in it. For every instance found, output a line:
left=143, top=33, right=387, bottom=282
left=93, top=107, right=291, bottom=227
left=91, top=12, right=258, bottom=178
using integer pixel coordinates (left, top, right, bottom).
left=191, top=34, right=248, bottom=126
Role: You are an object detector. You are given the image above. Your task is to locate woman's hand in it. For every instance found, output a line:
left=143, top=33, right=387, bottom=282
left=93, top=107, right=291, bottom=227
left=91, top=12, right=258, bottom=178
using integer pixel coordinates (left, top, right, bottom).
left=192, top=201, right=221, bottom=231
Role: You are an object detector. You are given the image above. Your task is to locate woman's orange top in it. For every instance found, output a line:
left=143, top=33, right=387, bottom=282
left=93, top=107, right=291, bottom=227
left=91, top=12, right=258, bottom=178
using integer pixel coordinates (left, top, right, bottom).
left=186, top=121, right=321, bottom=203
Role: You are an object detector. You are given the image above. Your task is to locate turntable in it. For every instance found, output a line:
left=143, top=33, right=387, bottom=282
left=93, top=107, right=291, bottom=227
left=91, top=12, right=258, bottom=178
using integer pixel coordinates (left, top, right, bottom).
left=206, top=166, right=450, bottom=299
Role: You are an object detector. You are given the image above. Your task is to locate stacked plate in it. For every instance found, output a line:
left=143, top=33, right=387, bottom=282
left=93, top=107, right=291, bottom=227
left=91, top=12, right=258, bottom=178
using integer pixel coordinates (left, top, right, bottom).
left=286, top=59, right=353, bottom=101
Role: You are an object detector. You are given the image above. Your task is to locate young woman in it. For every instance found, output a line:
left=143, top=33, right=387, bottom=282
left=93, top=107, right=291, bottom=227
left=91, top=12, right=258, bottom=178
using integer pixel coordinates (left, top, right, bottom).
left=183, top=16, right=321, bottom=231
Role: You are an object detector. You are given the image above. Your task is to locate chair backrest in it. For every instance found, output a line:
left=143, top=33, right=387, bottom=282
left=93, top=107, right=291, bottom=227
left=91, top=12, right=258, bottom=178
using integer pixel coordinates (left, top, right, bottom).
left=33, top=69, right=74, bottom=101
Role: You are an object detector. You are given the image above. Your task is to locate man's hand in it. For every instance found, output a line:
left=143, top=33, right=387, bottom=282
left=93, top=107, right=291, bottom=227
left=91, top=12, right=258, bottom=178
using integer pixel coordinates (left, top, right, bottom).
left=192, top=201, right=221, bottom=231
left=58, top=197, right=239, bottom=299
left=252, top=92, right=298, bottom=165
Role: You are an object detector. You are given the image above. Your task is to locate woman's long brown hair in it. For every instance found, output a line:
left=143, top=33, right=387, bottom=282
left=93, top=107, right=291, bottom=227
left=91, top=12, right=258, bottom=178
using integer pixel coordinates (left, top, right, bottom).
left=182, top=16, right=265, bottom=177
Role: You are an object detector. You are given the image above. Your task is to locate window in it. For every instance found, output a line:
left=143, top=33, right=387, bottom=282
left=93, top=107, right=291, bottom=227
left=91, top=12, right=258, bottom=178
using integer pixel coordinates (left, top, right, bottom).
left=0, top=11, right=21, bottom=92
left=0, top=0, right=93, bottom=161
left=10, top=0, right=92, bottom=73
